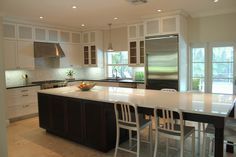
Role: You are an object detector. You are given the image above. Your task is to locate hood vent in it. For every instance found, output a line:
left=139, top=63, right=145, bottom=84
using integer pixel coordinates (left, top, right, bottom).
left=34, top=42, right=65, bottom=58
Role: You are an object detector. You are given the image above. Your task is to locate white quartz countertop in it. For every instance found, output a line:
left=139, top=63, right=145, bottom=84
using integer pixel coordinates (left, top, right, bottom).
left=38, top=86, right=236, bottom=117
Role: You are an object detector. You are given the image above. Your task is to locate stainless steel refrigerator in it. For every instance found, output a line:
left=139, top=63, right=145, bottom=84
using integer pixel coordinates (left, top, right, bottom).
left=145, top=35, right=179, bottom=90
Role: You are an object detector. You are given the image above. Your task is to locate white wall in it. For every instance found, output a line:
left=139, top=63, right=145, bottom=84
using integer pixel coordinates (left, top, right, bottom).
left=188, top=12, right=236, bottom=43
left=103, top=26, right=128, bottom=51
left=0, top=16, right=8, bottom=157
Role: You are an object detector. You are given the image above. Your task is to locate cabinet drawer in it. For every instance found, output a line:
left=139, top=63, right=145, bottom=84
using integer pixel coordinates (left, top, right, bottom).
left=7, top=103, right=38, bottom=119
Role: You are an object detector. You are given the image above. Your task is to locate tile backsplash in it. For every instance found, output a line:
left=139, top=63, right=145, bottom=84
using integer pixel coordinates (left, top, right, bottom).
left=5, top=67, right=105, bottom=87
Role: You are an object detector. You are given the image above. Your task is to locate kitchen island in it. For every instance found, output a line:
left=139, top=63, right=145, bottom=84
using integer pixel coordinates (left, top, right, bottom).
left=38, top=86, right=235, bottom=156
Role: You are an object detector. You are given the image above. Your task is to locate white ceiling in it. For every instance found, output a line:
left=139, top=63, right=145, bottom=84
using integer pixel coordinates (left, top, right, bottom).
left=1, top=0, right=236, bottom=30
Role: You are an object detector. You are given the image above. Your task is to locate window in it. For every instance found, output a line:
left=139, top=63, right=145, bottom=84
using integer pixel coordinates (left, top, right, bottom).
left=190, top=43, right=235, bottom=94
left=211, top=46, right=234, bottom=94
left=106, top=51, right=132, bottom=79
left=191, top=47, right=205, bottom=92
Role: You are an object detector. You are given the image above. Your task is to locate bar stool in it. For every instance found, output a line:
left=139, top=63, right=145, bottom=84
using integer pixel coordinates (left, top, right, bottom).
left=153, top=106, right=195, bottom=157
left=114, top=101, right=153, bottom=157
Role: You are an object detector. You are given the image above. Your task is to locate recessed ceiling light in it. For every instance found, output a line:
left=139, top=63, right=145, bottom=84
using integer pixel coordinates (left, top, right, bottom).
left=114, top=17, right=118, bottom=20
left=81, top=24, right=85, bottom=27
left=157, top=9, right=162, bottom=12
left=72, top=6, right=77, bottom=9
left=213, top=0, right=218, bottom=2
left=39, top=16, right=43, bottom=19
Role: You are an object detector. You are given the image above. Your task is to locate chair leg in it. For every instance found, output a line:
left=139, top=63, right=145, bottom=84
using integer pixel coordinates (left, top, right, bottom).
left=153, top=129, right=158, bottom=157
left=197, top=122, right=201, bottom=155
left=149, top=123, right=153, bottom=156
left=202, top=123, right=206, bottom=157
left=114, top=127, right=120, bottom=157
left=166, top=138, right=169, bottom=157
left=180, top=138, right=184, bottom=157
left=129, top=130, right=132, bottom=147
left=137, top=130, right=140, bottom=157
left=192, top=132, right=195, bottom=157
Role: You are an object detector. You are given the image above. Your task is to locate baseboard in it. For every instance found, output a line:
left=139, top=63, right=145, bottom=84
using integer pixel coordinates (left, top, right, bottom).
left=9, top=113, right=38, bottom=123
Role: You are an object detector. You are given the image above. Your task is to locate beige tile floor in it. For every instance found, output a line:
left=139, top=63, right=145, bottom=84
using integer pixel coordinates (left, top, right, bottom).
left=7, top=117, right=235, bottom=157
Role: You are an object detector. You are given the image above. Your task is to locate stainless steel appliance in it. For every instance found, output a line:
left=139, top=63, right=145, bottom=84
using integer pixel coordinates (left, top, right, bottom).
left=145, top=35, right=179, bottom=90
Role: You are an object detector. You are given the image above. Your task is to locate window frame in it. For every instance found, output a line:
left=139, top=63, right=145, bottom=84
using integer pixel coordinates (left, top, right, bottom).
left=106, top=51, right=132, bottom=79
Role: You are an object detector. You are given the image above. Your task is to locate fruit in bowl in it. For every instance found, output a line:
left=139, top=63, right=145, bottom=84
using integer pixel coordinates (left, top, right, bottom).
left=78, top=82, right=96, bottom=91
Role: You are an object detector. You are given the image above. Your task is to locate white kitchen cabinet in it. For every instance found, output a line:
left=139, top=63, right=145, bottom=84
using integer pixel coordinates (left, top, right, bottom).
left=82, top=31, right=103, bottom=67
left=128, top=40, right=144, bottom=66
left=17, top=40, right=35, bottom=69
left=6, top=86, right=40, bottom=120
left=71, top=32, right=81, bottom=43
left=144, top=15, right=180, bottom=36
left=82, top=31, right=96, bottom=44
left=128, top=24, right=144, bottom=39
left=18, top=24, right=33, bottom=40
left=48, top=29, right=59, bottom=42
left=128, top=24, right=145, bottom=66
left=60, top=43, right=82, bottom=68
left=34, top=27, right=47, bottom=41
left=60, top=31, right=71, bottom=43
left=3, top=40, right=34, bottom=70
left=3, top=23, right=17, bottom=39
left=3, top=40, right=17, bottom=69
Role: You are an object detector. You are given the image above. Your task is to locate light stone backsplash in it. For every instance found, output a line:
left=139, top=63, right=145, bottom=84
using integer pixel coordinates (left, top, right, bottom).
left=5, top=67, right=105, bottom=87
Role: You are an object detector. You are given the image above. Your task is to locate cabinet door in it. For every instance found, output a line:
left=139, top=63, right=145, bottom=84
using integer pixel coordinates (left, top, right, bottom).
left=82, top=32, right=89, bottom=44
left=67, top=99, right=84, bottom=143
left=17, top=41, right=35, bottom=69
left=129, top=41, right=137, bottom=64
left=138, top=24, right=144, bottom=38
left=128, top=25, right=137, bottom=39
left=139, top=40, right=145, bottom=64
left=90, top=32, right=96, bottom=43
left=18, top=25, right=33, bottom=40
left=35, top=28, right=47, bottom=41
left=84, top=100, right=104, bottom=149
left=3, top=23, right=16, bottom=39
left=48, top=29, right=59, bottom=42
left=60, top=44, right=82, bottom=67
left=145, top=19, right=160, bottom=36
left=71, top=32, right=81, bottom=43
left=161, top=16, right=178, bottom=34
left=51, top=96, right=66, bottom=135
left=38, top=93, right=52, bottom=129
left=83, top=46, right=89, bottom=65
left=3, top=40, right=17, bottom=69
left=60, top=31, right=71, bottom=43
left=90, top=45, right=96, bottom=65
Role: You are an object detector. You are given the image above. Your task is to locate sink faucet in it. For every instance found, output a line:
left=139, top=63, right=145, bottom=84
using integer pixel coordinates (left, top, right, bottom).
left=114, top=69, right=119, bottom=80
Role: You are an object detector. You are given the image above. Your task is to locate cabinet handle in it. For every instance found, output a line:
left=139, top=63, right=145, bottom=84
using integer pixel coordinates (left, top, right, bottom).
left=22, top=94, right=29, bottom=97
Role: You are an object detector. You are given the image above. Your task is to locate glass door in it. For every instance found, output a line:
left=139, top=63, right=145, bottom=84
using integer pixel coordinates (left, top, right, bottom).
left=211, top=45, right=234, bottom=94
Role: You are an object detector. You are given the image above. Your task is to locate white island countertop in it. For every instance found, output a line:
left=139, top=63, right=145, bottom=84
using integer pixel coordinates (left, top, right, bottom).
left=38, top=86, right=236, bottom=117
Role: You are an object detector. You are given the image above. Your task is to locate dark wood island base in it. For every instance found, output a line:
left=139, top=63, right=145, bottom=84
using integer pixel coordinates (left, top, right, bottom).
left=38, top=93, right=128, bottom=152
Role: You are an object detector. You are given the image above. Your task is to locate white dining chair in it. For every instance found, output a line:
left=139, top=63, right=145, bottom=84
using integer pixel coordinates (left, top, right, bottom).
left=153, top=106, right=195, bottom=157
left=202, top=117, right=236, bottom=157
left=114, top=101, right=153, bottom=157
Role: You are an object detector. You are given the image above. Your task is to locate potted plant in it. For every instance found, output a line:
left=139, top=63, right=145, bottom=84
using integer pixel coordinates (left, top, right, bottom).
left=66, top=70, right=75, bottom=80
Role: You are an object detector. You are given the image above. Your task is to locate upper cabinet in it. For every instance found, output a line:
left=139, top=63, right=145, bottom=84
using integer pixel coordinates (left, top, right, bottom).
left=144, top=15, right=179, bottom=36
left=18, top=25, right=33, bottom=40
left=35, top=27, right=47, bottom=41
left=128, top=24, right=145, bottom=66
left=128, top=24, right=144, bottom=40
left=3, top=23, right=17, bottom=39
left=3, top=39, right=34, bottom=70
left=48, top=29, right=59, bottom=42
left=82, top=31, right=103, bottom=67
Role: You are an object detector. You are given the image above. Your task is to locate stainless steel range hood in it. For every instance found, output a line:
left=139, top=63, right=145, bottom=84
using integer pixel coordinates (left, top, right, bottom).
left=34, top=42, right=65, bottom=68
left=34, top=42, right=65, bottom=58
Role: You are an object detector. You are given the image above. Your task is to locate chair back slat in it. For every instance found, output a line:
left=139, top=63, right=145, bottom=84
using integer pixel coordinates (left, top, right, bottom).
left=155, top=107, right=184, bottom=135
left=114, top=101, right=139, bottom=128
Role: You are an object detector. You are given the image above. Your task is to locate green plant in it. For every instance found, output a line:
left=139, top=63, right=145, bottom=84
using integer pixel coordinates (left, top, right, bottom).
left=192, top=78, right=200, bottom=90
left=66, top=70, right=75, bottom=77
